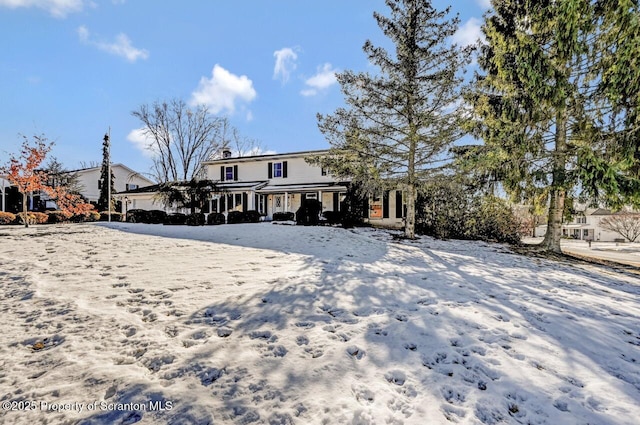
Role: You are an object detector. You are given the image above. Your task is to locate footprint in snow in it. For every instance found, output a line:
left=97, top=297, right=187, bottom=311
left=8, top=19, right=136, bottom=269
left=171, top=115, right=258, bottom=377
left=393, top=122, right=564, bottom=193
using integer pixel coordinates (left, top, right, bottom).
left=346, top=345, right=365, bottom=359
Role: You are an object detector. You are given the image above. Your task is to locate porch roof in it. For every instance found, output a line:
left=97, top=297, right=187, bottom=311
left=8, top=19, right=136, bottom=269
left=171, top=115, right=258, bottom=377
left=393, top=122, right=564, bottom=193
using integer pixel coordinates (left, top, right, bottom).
left=257, top=182, right=349, bottom=193
left=215, top=181, right=268, bottom=191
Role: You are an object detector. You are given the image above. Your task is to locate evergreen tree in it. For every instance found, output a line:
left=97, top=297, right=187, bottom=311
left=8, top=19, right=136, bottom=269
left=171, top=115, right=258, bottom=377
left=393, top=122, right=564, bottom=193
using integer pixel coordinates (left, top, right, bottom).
left=98, top=133, right=115, bottom=212
left=463, top=0, right=640, bottom=253
left=315, top=0, right=471, bottom=239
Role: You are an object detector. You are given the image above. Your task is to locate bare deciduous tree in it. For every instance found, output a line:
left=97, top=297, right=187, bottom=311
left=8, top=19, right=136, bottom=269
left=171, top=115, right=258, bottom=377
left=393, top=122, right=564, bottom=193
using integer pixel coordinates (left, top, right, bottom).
left=132, top=99, right=225, bottom=182
left=600, top=211, right=640, bottom=242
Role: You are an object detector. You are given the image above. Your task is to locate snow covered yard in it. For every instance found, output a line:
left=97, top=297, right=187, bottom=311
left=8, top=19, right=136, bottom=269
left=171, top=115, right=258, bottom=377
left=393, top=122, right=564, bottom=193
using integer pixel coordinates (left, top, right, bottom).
left=0, top=223, right=638, bottom=425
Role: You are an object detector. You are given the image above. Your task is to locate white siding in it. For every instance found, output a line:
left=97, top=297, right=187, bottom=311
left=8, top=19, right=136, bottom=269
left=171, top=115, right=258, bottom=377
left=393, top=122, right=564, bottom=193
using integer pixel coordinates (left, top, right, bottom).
left=205, top=156, right=334, bottom=184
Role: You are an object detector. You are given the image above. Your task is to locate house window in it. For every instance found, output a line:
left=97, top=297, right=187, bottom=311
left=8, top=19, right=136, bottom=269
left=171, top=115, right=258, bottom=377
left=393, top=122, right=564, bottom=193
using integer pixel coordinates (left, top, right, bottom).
left=126, top=184, right=138, bottom=191
left=275, top=196, right=282, bottom=208
left=273, top=162, right=283, bottom=178
left=225, top=166, right=234, bottom=181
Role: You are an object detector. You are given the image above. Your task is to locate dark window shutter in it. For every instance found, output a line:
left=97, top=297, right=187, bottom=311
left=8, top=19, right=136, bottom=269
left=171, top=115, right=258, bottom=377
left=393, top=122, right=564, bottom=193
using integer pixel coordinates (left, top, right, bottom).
left=282, top=161, right=288, bottom=178
left=383, top=190, right=389, bottom=219
left=220, top=195, right=226, bottom=212
left=233, top=165, right=238, bottom=181
left=254, top=194, right=259, bottom=211
left=395, top=191, right=403, bottom=218
left=301, top=193, right=307, bottom=206
left=333, top=192, right=339, bottom=212
left=268, top=162, right=273, bottom=179
left=242, top=192, right=248, bottom=212
left=220, top=166, right=225, bottom=181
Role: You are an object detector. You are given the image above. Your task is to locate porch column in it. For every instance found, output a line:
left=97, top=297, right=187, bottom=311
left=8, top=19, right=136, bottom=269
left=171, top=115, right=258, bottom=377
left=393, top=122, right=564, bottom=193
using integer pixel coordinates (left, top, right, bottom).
left=319, top=190, right=323, bottom=211
left=1, top=180, right=5, bottom=212
left=216, top=196, right=220, bottom=214
left=249, top=191, right=255, bottom=210
left=285, top=192, right=289, bottom=212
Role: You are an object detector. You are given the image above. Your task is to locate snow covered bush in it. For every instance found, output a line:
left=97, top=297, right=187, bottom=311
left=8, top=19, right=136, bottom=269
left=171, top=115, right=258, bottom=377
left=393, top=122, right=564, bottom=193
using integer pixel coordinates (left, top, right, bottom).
left=272, top=212, right=295, bottom=222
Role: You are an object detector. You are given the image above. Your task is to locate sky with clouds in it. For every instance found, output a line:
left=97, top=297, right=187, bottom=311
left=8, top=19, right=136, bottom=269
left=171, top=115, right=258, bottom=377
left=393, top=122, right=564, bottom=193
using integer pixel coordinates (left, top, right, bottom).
left=0, top=0, right=489, bottom=177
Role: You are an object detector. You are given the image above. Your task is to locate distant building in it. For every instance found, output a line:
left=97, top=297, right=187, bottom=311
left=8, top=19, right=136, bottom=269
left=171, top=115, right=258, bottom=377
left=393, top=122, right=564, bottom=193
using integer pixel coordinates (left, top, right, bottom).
left=0, top=164, right=154, bottom=213
left=534, top=208, right=626, bottom=242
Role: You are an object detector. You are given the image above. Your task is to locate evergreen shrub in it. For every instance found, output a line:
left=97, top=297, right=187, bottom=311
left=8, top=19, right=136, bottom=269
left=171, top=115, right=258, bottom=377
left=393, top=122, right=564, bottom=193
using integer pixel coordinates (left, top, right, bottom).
left=296, top=199, right=321, bottom=226
left=227, top=211, right=244, bottom=224
left=272, top=212, right=295, bottom=222
left=46, top=211, right=69, bottom=224
left=186, top=212, right=205, bottom=226
left=165, top=213, right=187, bottom=225
left=207, top=212, right=225, bottom=225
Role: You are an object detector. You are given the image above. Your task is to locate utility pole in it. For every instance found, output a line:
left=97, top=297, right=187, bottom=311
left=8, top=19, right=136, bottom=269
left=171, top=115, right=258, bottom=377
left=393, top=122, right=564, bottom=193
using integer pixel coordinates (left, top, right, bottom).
left=104, top=130, right=111, bottom=223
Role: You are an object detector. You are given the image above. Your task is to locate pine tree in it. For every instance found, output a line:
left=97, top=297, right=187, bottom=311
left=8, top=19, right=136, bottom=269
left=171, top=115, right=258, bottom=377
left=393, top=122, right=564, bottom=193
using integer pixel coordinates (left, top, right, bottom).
left=315, top=0, right=471, bottom=239
left=98, top=133, right=115, bottom=212
left=463, top=0, right=640, bottom=252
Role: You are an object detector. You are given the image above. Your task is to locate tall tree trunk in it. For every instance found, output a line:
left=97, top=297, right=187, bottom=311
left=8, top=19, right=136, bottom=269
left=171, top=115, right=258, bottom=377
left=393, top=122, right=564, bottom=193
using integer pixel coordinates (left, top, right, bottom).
left=541, top=109, right=568, bottom=253
left=405, top=184, right=416, bottom=239
left=22, top=192, right=29, bottom=228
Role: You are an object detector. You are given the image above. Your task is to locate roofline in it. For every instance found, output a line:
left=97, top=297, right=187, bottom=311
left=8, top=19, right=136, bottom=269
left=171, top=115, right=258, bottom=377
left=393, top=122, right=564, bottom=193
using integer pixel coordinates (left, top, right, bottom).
left=203, top=149, right=330, bottom=164
left=68, top=163, right=156, bottom=184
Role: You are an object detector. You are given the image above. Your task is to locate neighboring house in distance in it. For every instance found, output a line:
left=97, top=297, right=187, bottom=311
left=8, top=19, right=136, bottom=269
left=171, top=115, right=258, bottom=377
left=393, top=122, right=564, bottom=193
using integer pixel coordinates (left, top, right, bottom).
left=0, top=164, right=154, bottom=213
left=534, top=208, right=625, bottom=242
left=116, top=149, right=407, bottom=228
left=69, top=163, right=155, bottom=205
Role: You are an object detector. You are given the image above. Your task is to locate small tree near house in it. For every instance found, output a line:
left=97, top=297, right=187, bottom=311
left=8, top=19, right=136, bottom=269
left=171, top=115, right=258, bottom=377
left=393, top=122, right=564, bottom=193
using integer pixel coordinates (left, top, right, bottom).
left=1, top=135, right=52, bottom=227
left=600, top=211, right=640, bottom=243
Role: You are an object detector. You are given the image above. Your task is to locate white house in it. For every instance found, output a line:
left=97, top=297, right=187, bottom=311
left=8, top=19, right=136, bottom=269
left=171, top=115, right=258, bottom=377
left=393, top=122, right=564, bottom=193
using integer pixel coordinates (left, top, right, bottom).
left=116, top=149, right=407, bottom=228
left=70, top=163, right=155, bottom=204
left=534, top=208, right=626, bottom=242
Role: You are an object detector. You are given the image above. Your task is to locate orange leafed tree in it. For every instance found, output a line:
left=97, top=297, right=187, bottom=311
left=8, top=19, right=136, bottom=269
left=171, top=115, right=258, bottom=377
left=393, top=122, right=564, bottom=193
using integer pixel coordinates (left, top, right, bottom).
left=43, top=185, right=95, bottom=219
left=1, top=135, right=52, bottom=227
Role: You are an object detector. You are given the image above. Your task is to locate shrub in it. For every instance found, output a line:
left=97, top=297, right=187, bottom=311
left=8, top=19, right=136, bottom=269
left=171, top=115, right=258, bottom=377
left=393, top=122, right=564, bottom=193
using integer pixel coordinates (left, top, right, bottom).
left=31, top=212, right=48, bottom=224
left=227, top=211, right=244, bottom=224
left=147, top=210, right=167, bottom=224
left=207, top=212, right=225, bottom=225
left=99, top=211, right=122, bottom=222
left=244, top=210, right=262, bottom=223
left=14, top=212, right=36, bottom=225
left=272, top=212, right=295, bottom=222
left=46, top=210, right=69, bottom=224
left=87, top=211, right=101, bottom=222
left=322, top=211, right=341, bottom=225
left=468, top=196, right=521, bottom=245
left=165, top=213, right=187, bottom=225
left=296, top=199, right=322, bottom=226
left=126, top=209, right=147, bottom=223
left=0, top=211, right=16, bottom=225
left=186, top=212, right=205, bottom=226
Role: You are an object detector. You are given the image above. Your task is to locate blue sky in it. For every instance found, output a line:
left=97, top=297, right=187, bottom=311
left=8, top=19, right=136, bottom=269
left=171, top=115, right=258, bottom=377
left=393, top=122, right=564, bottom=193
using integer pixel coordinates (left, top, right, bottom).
left=0, top=0, right=489, bottom=178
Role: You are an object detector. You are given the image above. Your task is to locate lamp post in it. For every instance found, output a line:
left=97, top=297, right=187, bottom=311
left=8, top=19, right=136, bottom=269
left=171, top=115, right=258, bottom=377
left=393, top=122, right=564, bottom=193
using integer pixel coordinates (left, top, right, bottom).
left=124, top=196, right=129, bottom=220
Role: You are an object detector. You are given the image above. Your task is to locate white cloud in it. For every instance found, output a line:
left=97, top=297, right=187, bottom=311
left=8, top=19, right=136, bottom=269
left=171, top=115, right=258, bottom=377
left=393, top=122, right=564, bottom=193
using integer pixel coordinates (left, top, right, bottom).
left=300, top=63, right=337, bottom=97
left=77, top=25, right=149, bottom=62
left=453, top=17, right=484, bottom=47
left=273, top=47, right=298, bottom=84
left=477, top=0, right=491, bottom=9
left=126, top=128, right=156, bottom=158
left=0, top=0, right=85, bottom=17
left=190, top=64, right=257, bottom=115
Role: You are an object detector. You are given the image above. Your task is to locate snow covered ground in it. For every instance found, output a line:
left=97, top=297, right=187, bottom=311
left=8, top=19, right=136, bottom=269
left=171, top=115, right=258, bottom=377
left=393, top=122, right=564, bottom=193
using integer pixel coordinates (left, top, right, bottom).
left=0, top=222, right=638, bottom=425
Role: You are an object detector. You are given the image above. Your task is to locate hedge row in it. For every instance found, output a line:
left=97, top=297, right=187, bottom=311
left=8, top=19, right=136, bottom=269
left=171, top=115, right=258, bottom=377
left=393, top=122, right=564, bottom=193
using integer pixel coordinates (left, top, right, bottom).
left=124, top=209, right=264, bottom=226
left=0, top=210, right=106, bottom=225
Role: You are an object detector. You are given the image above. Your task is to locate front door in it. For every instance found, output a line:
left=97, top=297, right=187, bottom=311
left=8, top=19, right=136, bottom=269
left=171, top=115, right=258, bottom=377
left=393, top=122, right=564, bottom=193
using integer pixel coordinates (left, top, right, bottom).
left=273, top=195, right=284, bottom=213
